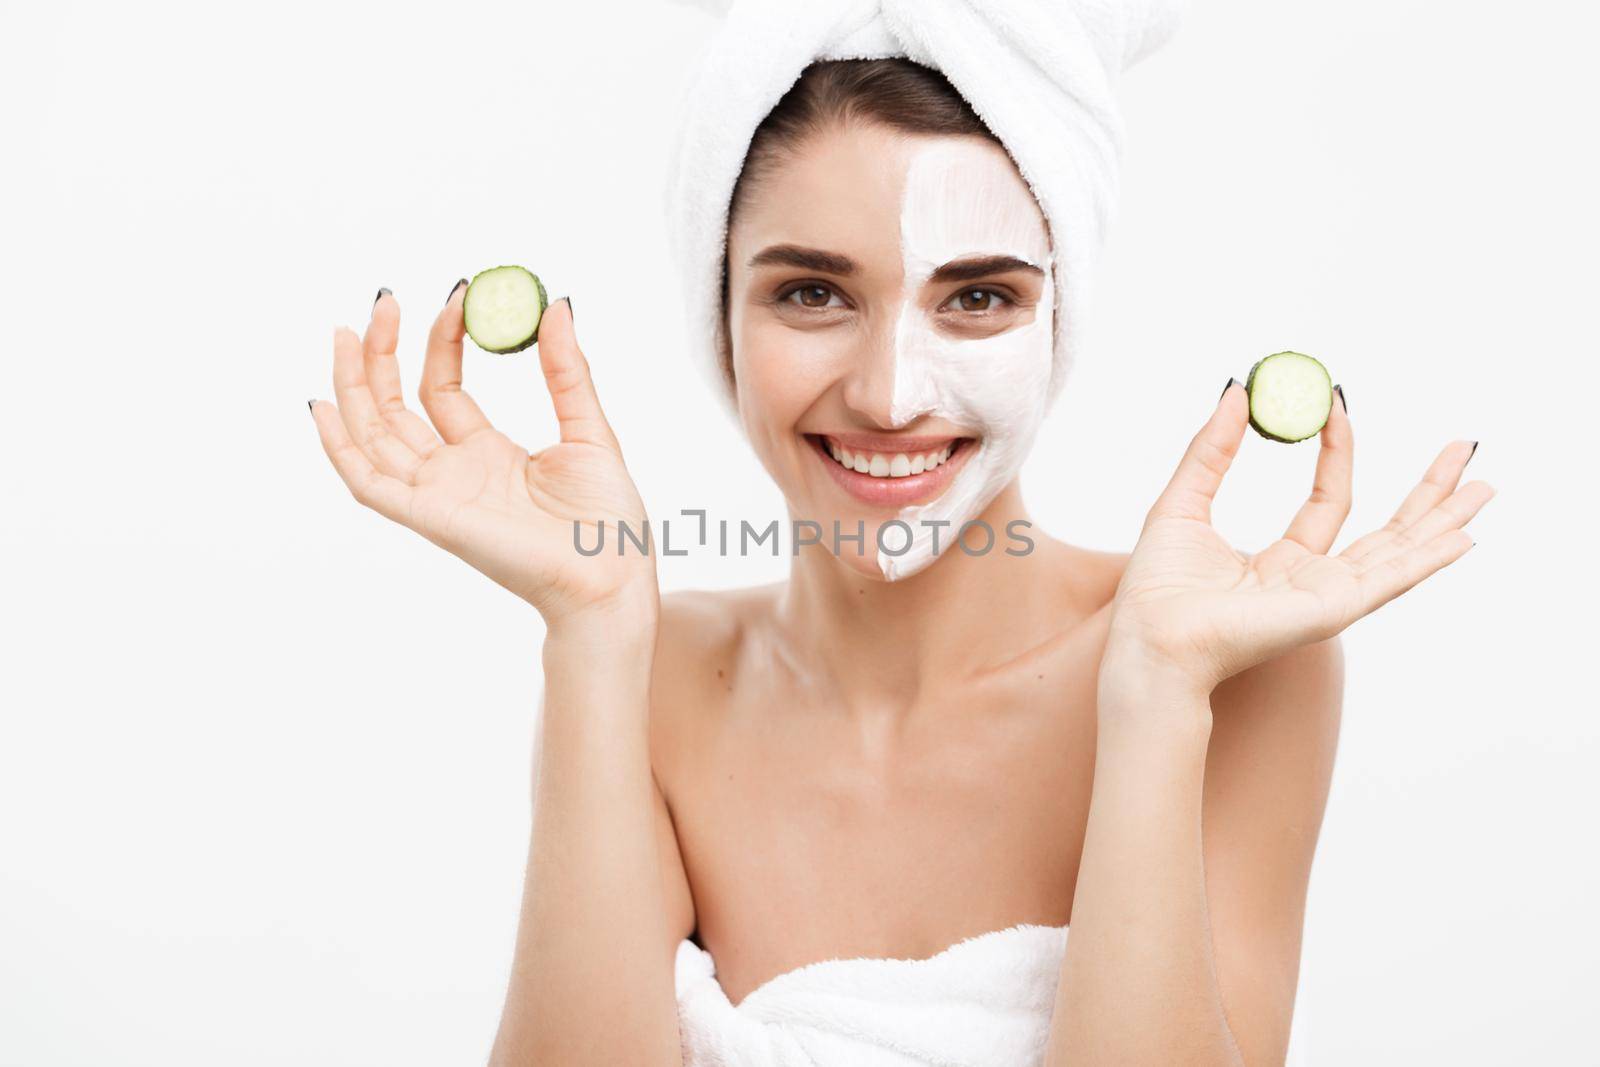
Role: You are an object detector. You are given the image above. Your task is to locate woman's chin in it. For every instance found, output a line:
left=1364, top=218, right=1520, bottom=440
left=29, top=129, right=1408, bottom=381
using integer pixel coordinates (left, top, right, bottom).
left=831, top=549, right=891, bottom=582
left=803, top=527, right=948, bottom=583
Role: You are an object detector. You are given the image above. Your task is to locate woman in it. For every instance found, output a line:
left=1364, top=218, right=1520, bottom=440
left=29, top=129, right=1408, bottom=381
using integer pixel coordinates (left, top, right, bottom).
left=307, top=54, right=1491, bottom=1067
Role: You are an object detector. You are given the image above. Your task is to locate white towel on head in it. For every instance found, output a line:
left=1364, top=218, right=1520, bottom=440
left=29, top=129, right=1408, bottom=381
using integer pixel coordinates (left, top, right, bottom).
left=661, top=0, right=1189, bottom=418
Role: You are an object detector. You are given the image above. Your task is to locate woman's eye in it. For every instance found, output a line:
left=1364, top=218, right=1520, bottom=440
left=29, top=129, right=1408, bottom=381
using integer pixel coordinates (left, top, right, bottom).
left=783, top=284, right=844, bottom=309
left=943, top=287, right=1011, bottom=313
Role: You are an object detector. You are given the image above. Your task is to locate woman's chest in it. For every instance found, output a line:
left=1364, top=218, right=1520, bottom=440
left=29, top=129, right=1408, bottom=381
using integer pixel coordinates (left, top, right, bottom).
left=665, top=660, right=1101, bottom=1006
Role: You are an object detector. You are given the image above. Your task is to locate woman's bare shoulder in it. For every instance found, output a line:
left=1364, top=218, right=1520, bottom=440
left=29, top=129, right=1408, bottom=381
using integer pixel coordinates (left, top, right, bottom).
left=1213, top=633, right=1345, bottom=735
left=1036, top=538, right=1132, bottom=618
left=656, top=583, right=780, bottom=671
left=647, top=583, right=782, bottom=752
left=1082, top=545, right=1133, bottom=589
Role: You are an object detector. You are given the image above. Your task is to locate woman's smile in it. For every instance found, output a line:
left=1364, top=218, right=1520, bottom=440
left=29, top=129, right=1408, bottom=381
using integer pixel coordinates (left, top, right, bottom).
left=804, top=431, right=978, bottom=508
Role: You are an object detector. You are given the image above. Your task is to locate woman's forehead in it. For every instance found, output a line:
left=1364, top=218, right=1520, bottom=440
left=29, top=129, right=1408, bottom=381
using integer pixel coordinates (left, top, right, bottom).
left=899, top=138, right=1051, bottom=271
left=731, top=127, right=1048, bottom=278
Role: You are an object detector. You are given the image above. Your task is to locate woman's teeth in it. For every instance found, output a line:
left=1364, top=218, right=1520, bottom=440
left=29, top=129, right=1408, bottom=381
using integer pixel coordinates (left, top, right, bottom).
left=825, top=439, right=954, bottom=478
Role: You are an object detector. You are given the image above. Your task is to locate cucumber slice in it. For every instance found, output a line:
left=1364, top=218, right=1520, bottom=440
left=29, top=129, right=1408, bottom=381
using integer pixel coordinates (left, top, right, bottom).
left=463, top=265, right=548, bottom=354
left=1245, top=351, right=1334, bottom=443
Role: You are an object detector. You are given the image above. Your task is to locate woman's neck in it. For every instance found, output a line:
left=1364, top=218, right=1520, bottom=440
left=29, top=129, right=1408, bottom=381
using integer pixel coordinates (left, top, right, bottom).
left=774, top=481, right=1075, bottom=717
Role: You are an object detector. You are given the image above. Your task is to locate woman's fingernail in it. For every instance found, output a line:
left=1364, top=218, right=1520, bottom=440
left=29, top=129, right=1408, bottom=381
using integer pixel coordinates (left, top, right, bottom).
left=1334, top=383, right=1348, bottom=414
left=307, top=398, right=317, bottom=413
left=447, top=278, right=467, bottom=304
left=1467, top=440, right=1479, bottom=465
left=1218, top=376, right=1238, bottom=402
left=561, top=295, right=573, bottom=322
left=374, top=287, right=392, bottom=306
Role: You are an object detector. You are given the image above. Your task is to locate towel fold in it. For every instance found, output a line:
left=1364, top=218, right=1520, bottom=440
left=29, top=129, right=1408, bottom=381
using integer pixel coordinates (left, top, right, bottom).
left=674, top=922, right=1317, bottom=1065
left=674, top=923, right=1071, bottom=1065
left=662, top=0, right=1190, bottom=415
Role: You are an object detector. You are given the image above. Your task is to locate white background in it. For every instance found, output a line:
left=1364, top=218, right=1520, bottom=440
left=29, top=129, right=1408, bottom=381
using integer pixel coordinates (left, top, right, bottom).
left=2, top=1, right=1595, bottom=1063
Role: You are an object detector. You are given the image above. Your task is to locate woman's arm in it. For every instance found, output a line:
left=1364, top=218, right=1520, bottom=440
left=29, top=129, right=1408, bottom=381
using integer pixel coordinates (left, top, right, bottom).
left=309, top=288, right=685, bottom=1065
left=1202, top=638, right=1342, bottom=1064
left=488, top=600, right=686, bottom=1067
left=1045, top=656, right=1243, bottom=1064
left=1045, top=379, right=1489, bottom=1063
left=1045, top=638, right=1341, bottom=1065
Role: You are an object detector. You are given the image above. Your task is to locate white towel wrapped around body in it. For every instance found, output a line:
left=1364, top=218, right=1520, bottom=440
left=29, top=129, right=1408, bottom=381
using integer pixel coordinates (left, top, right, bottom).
left=675, top=923, right=1071, bottom=1065
left=674, top=923, right=1317, bottom=1065
left=662, top=0, right=1189, bottom=416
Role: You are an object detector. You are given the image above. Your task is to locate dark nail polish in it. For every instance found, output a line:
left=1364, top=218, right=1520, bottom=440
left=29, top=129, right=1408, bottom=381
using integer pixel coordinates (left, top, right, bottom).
left=307, top=399, right=316, bottom=413
left=447, top=278, right=467, bottom=304
left=1334, top=383, right=1348, bottom=415
left=1467, top=440, right=1478, bottom=464
left=1218, top=376, right=1238, bottom=402
left=561, top=295, right=573, bottom=322
left=375, top=287, right=391, bottom=306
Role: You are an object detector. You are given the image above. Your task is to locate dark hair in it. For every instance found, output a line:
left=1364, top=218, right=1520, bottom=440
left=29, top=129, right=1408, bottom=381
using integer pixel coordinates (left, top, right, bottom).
left=717, top=58, right=1006, bottom=390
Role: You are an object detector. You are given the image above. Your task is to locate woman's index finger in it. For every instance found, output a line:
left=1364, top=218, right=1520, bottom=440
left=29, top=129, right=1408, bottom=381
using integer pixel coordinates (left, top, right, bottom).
left=1148, top=379, right=1249, bottom=526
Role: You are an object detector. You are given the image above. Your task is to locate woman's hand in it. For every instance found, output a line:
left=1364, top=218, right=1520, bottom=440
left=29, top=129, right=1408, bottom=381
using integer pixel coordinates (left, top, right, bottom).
left=309, top=286, right=656, bottom=630
left=1100, top=379, right=1494, bottom=710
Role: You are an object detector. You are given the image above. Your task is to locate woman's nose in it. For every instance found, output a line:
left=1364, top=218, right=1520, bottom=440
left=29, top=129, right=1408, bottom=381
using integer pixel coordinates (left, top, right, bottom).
left=837, top=317, right=898, bottom=427
left=839, top=313, right=929, bottom=429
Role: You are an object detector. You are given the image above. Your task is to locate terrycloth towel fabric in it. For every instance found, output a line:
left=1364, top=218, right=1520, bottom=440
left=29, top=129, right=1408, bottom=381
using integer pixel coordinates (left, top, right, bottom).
left=675, top=923, right=1071, bottom=1065
left=662, top=0, right=1189, bottom=417
left=674, top=922, right=1318, bottom=1065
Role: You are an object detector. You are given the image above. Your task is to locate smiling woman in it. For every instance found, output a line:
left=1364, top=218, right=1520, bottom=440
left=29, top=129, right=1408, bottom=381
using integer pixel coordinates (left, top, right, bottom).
left=306, top=4, right=1495, bottom=1066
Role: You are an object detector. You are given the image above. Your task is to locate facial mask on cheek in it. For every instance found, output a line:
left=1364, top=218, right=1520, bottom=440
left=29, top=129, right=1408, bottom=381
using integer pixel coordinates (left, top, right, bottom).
left=879, top=140, right=1055, bottom=581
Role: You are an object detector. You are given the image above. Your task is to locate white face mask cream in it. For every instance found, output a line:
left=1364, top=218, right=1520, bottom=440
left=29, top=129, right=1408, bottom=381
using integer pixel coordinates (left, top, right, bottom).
left=879, top=138, right=1055, bottom=580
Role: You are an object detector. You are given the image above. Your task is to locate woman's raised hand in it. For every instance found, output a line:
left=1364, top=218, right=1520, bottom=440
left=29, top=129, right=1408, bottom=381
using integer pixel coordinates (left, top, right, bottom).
left=1102, top=379, right=1495, bottom=701
left=309, top=285, right=656, bottom=629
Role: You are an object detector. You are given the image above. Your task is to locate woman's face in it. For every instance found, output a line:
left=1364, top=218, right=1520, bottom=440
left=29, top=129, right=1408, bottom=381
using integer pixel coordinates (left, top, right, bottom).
left=726, top=122, right=1055, bottom=581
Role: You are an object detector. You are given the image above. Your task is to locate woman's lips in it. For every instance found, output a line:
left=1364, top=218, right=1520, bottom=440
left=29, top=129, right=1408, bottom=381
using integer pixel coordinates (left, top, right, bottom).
left=806, top=432, right=976, bottom=508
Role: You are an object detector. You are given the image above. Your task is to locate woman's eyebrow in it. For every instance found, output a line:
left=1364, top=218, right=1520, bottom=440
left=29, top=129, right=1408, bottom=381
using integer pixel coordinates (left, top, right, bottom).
left=747, top=244, right=859, bottom=275
left=927, top=254, right=1044, bottom=284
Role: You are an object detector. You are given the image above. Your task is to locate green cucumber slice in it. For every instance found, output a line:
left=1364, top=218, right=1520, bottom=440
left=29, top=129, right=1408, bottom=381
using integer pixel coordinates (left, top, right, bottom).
left=463, top=265, right=548, bottom=354
left=1245, top=351, right=1334, bottom=443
